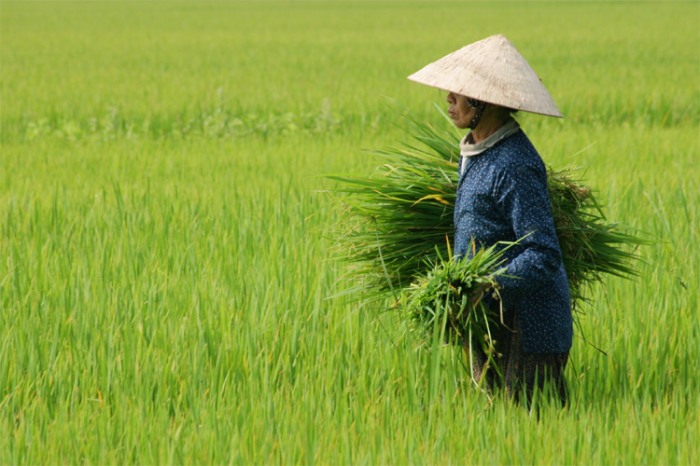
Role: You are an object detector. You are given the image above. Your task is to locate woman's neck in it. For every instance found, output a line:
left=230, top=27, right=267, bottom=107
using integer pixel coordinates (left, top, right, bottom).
left=470, top=108, right=512, bottom=143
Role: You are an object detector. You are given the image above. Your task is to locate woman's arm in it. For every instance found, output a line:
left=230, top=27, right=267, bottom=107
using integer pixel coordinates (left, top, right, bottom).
left=494, top=162, right=562, bottom=303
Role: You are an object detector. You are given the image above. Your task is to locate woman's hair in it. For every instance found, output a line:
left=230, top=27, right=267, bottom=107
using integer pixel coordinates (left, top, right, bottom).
left=466, top=98, right=487, bottom=129
left=467, top=99, right=518, bottom=129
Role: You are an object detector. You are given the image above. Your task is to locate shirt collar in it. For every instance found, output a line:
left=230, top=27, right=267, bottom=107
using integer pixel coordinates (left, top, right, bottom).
left=459, top=119, right=520, bottom=158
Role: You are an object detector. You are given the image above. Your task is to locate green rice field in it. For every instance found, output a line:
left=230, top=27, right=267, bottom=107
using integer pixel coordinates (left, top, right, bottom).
left=1, top=1, right=698, bottom=464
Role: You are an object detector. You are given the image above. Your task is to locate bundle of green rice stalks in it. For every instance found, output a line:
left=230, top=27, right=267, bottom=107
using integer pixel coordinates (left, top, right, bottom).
left=330, top=115, right=644, bottom=316
left=404, top=244, right=507, bottom=348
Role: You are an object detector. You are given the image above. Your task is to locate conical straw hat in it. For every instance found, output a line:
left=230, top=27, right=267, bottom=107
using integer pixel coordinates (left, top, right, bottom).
left=408, top=34, right=562, bottom=117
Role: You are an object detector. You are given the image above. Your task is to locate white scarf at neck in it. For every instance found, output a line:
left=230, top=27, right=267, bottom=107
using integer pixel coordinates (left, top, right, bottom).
left=459, top=119, right=520, bottom=158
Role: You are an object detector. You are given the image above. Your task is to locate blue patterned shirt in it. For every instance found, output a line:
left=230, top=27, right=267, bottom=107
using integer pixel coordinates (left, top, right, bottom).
left=455, top=130, right=573, bottom=353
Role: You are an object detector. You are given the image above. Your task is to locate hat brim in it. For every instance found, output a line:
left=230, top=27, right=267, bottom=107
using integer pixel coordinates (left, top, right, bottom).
left=408, top=35, right=563, bottom=118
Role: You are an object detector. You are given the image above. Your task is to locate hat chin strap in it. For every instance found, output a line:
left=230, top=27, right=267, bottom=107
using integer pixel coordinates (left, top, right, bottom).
left=467, top=98, right=487, bottom=129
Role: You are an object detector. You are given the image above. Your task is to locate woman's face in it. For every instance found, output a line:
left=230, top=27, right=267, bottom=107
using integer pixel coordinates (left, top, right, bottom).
left=446, top=92, right=474, bottom=129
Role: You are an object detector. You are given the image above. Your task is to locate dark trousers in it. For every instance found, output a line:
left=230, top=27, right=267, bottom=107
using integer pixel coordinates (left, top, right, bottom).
left=468, top=309, right=569, bottom=407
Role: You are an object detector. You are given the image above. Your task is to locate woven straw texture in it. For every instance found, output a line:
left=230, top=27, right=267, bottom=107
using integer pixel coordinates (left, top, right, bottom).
left=408, top=34, right=563, bottom=117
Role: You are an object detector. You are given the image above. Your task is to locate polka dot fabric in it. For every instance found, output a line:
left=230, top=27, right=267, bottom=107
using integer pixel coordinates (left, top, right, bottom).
left=455, top=130, right=573, bottom=353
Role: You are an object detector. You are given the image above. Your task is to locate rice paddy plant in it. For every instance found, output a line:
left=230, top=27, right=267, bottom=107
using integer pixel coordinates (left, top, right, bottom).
left=1, top=1, right=698, bottom=464
left=403, top=244, right=506, bottom=346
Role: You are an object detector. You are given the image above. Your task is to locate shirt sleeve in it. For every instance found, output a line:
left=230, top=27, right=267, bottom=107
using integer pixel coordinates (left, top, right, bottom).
left=493, top=162, right=562, bottom=303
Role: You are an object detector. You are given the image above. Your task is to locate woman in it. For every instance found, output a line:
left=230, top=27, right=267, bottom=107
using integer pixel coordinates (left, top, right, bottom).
left=408, top=35, right=573, bottom=405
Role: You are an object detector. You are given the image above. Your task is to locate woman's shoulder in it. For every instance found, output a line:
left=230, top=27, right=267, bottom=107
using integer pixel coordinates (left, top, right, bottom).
left=488, top=130, right=542, bottom=169
left=486, top=131, right=547, bottom=190
left=494, top=129, right=537, bottom=155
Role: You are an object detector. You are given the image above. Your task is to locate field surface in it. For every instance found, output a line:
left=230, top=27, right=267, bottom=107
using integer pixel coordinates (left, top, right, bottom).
left=1, top=1, right=698, bottom=464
